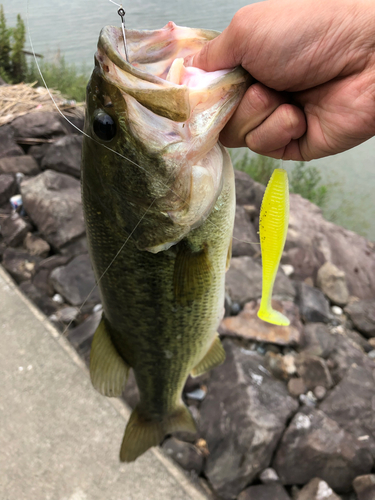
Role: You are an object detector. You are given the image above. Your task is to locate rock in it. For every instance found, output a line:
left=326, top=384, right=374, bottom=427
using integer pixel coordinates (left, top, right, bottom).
left=265, top=352, right=297, bottom=379
left=66, top=310, right=101, bottom=358
left=284, top=194, right=375, bottom=300
left=32, top=269, right=54, bottom=296
left=332, top=305, right=343, bottom=316
left=41, top=135, right=83, bottom=178
left=0, top=155, right=40, bottom=176
left=50, top=253, right=100, bottom=306
left=297, top=478, right=341, bottom=500
left=2, top=248, right=41, bottom=283
left=259, top=468, right=280, bottom=484
left=0, top=174, right=17, bottom=206
left=273, top=409, right=373, bottom=493
left=54, top=306, right=79, bottom=324
left=299, top=391, right=318, bottom=407
left=313, top=385, right=327, bottom=400
left=28, top=143, right=50, bottom=166
left=220, top=300, right=301, bottom=346
left=317, top=262, right=350, bottom=306
left=35, top=254, right=71, bottom=273
left=235, top=169, right=265, bottom=208
left=301, top=323, right=336, bottom=358
left=200, top=340, right=298, bottom=499
left=344, top=328, right=373, bottom=353
left=297, top=283, right=332, bottom=323
left=21, top=170, right=85, bottom=249
left=11, top=112, right=67, bottom=138
left=288, top=378, right=306, bottom=397
left=232, top=205, right=259, bottom=257
left=320, top=364, right=375, bottom=460
left=162, top=437, right=204, bottom=474
left=225, top=256, right=296, bottom=306
left=0, top=125, right=24, bottom=158
left=18, top=281, right=58, bottom=316
left=344, top=300, right=375, bottom=338
left=0, top=213, right=31, bottom=247
left=238, top=484, right=291, bottom=500
left=23, top=232, right=50, bottom=258
left=295, top=354, right=333, bottom=390
left=328, top=332, right=375, bottom=383
left=353, top=475, right=375, bottom=500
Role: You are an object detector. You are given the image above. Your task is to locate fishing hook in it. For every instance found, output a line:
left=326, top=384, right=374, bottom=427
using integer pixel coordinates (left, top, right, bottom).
left=117, top=7, right=130, bottom=63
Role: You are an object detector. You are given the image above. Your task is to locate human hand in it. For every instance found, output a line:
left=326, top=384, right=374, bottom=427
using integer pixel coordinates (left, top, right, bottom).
left=185, top=0, right=375, bottom=160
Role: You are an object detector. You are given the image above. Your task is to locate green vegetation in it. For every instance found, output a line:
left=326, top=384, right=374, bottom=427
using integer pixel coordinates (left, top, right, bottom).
left=0, top=6, right=87, bottom=101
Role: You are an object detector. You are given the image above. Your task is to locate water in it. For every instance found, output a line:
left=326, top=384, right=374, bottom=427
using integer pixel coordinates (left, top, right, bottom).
left=2, top=0, right=375, bottom=240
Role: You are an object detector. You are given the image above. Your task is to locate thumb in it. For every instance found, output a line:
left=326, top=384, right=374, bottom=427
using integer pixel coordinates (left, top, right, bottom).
left=184, top=24, right=242, bottom=72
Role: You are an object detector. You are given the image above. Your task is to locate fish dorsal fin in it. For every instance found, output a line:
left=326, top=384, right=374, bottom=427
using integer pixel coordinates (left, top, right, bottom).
left=173, top=242, right=212, bottom=305
left=258, top=168, right=290, bottom=326
left=120, top=404, right=196, bottom=462
left=191, top=335, right=226, bottom=377
left=90, top=318, right=130, bottom=397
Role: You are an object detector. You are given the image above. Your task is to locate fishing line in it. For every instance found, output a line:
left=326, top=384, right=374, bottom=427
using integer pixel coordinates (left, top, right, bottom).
left=26, top=0, right=259, bottom=331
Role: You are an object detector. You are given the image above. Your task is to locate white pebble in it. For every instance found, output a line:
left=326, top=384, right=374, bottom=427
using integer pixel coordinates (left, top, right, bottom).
left=52, top=294, right=64, bottom=304
left=93, top=303, right=103, bottom=313
left=18, top=366, right=24, bottom=371
left=281, top=264, right=294, bottom=276
left=331, top=306, right=343, bottom=315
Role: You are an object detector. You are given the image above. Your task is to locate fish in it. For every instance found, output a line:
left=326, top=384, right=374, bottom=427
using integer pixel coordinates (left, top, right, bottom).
left=257, top=168, right=290, bottom=326
left=81, top=22, right=249, bottom=462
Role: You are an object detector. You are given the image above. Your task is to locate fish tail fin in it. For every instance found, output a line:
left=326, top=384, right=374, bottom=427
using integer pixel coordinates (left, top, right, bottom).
left=120, top=403, right=197, bottom=462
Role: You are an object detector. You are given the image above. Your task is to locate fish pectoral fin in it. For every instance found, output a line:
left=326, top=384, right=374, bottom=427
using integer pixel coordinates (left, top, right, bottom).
left=89, top=317, right=130, bottom=397
left=120, top=404, right=197, bottom=462
left=191, top=335, right=226, bottom=377
left=173, top=242, right=212, bottom=305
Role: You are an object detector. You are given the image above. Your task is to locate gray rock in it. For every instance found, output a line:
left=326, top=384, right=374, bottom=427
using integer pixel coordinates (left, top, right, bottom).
left=200, top=340, right=298, bottom=499
left=301, top=323, right=336, bottom=358
left=238, top=484, right=291, bottom=500
left=353, top=475, right=375, bottom=500
left=225, top=256, right=296, bottom=307
left=0, top=213, right=32, bottom=247
left=297, top=478, right=341, bottom=500
left=67, top=310, right=101, bottom=358
left=344, top=328, right=372, bottom=353
left=0, top=155, right=40, bottom=176
left=273, top=409, right=373, bottom=493
left=235, top=169, right=265, bottom=208
left=28, top=143, right=50, bottom=166
left=2, top=247, right=41, bottom=283
left=0, top=125, right=24, bottom=158
left=320, top=364, right=375, bottom=460
left=344, top=300, right=375, bottom=338
left=259, top=468, right=280, bottom=484
left=295, top=354, right=333, bottom=390
left=35, top=254, right=71, bottom=273
left=55, top=306, right=79, bottom=324
left=285, top=194, right=375, bottom=300
left=313, top=385, right=327, bottom=400
left=162, top=437, right=204, bottom=474
left=232, top=205, right=259, bottom=257
left=0, top=174, right=17, bottom=206
left=297, top=283, right=332, bottom=323
left=317, top=261, right=349, bottom=306
left=41, top=135, right=83, bottom=178
left=18, top=281, right=58, bottom=316
left=23, top=232, right=50, bottom=258
left=11, top=112, right=67, bottom=138
left=288, top=378, right=306, bottom=397
left=21, top=170, right=85, bottom=249
left=32, top=268, right=54, bottom=296
left=50, top=253, right=101, bottom=306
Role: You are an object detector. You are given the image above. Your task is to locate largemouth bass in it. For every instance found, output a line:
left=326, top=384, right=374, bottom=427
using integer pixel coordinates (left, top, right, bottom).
left=81, top=22, right=249, bottom=462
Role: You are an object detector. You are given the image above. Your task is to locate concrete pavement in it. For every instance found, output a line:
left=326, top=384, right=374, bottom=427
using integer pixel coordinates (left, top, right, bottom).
left=0, top=266, right=207, bottom=500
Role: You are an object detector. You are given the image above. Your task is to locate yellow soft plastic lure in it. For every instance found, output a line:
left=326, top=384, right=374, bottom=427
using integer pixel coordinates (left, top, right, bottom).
left=258, top=168, right=290, bottom=326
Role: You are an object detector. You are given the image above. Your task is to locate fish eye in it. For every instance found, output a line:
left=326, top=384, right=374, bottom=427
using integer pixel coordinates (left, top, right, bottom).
left=93, top=111, right=116, bottom=141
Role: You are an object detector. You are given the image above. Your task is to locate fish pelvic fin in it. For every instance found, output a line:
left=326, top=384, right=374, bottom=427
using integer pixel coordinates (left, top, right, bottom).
left=120, top=404, right=197, bottom=462
left=173, top=241, right=212, bottom=306
left=90, top=317, right=130, bottom=397
left=258, top=168, right=290, bottom=326
left=191, top=335, right=225, bottom=377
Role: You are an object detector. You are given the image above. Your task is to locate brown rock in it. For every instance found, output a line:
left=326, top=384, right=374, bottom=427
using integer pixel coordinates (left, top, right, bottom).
left=317, top=261, right=350, bottom=306
left=353, top=474, right=375, bottom=500
left=24, top=232, right=50, bottom=257
left=265, top=352, right=296, bottom=380
left=288, top=378, right=306, bottom=397
left=297, top=478, right=341, bottom=500
left=344, top=300, right=375, bottom=338
left=295, top=354, right=333, bottom=390
left=0, top=174, right=17, bottom=206
left=238, top=483, right=291, bottom=500
left=0, top=155, right=40, bottom=176
left=0, top=213, right=31, bottom=247
left=220, top=300, right=301, bottom=346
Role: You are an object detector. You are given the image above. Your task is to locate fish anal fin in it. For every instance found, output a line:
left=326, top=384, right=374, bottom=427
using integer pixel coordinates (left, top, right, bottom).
left=191, top=335, right=225, bottom=378
left=173, top=242, right=212, bottom=305
left=120, top=404, right=197, bottom=462
left=89, top=317, right=129, bottom=397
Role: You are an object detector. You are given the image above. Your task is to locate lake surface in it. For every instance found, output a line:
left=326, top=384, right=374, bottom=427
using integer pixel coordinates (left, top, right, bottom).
left=2, top=0, right=375, bottom=239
